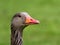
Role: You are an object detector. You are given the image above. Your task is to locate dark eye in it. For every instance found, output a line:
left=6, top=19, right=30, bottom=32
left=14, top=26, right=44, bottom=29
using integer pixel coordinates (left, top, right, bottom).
left=13, top=13, right=21, bottom=18
left=18, top=15, right=21, bottom=17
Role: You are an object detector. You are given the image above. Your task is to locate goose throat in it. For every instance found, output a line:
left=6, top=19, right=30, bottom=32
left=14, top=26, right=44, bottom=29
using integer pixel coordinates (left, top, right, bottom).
left=11, top=26, right=25, bottom=45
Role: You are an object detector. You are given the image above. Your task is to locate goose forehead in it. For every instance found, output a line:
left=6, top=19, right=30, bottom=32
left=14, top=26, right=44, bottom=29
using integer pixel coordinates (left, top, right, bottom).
left=20, top=12, right=31, bottom=17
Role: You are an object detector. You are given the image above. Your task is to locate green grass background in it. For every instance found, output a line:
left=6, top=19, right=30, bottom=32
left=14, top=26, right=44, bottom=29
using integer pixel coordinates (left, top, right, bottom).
left=0, top=0, right=60, bottom=45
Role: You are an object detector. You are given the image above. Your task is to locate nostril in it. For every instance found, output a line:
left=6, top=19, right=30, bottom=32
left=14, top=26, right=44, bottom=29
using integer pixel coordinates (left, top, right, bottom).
left=30, top=19, right=33, bottom=21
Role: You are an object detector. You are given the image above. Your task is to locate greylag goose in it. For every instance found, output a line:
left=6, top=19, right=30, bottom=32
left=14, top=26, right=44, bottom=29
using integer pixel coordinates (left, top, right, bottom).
left=11, top=12, right=39, bottom=45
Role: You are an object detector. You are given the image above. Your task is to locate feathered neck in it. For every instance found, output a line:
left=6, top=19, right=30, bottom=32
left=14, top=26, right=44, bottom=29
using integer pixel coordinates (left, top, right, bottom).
left=11, top=25, right=26, bottom=45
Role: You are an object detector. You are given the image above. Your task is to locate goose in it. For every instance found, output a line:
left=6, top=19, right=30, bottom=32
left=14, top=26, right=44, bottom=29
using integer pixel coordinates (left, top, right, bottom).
left=11, top=12, right=39, bottom=45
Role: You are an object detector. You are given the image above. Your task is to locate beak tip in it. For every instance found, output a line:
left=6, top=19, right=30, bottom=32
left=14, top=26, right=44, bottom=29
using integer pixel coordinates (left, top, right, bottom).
left=36, top=20, right=40, bottom=24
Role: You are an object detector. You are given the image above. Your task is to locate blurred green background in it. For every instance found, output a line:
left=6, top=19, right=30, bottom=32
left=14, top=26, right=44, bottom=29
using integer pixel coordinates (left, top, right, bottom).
left=0, top=0, right=60, bottom=45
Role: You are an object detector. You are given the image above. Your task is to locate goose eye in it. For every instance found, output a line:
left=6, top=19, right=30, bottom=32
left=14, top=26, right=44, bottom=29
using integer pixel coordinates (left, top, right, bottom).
left=18, top=15, right=21, bottom=17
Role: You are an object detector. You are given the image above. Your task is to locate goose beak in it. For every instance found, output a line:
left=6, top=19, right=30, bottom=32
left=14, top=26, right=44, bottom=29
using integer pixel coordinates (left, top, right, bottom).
left=25, top=16, right=40, bottom=25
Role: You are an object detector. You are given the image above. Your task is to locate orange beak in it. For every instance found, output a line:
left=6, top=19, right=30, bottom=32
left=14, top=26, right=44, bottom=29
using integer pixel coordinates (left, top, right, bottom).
left=25, top=16, right=40, bottom=25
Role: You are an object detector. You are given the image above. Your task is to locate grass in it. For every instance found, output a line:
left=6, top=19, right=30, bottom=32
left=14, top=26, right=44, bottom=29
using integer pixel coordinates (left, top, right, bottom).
left=0, top=0, right=60, bottom=45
